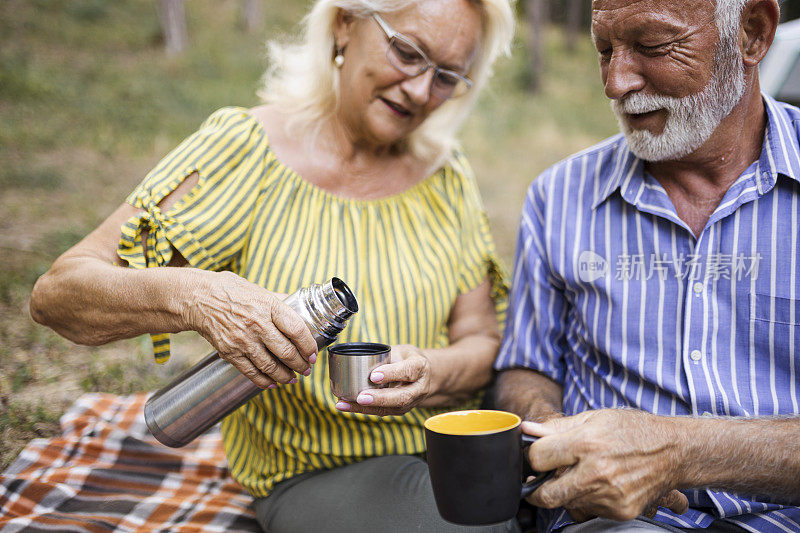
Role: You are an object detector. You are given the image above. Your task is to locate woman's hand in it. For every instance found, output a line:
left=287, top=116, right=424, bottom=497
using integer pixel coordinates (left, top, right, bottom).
left=334, top=344, right=433, bottom=416
left=332, top=278, right=501, bottom=415
left=192, top=271, right=318, bottom=389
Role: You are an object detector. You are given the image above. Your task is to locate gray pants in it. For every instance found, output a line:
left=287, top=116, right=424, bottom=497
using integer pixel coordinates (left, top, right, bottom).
left=562, top=517, right=747, bottom=533
left=253, top=455, right=521, bottom=533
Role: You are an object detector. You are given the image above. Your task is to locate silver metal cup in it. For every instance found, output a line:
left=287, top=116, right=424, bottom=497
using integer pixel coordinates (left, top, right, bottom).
left=328, top=342, right=391, bottom=401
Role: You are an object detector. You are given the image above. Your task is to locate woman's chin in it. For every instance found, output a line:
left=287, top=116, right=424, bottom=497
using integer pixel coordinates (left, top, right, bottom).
left=368, top=118, right=419, bottom=148
left=363, top=129, right=409, bottom=150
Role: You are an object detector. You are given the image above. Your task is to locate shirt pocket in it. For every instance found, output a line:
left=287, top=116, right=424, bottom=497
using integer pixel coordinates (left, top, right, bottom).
left=751, top=292, right=800, bottom=326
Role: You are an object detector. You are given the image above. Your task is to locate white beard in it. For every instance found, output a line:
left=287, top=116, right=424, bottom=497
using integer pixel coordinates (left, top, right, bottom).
left=611, top=38, right=746, bottom=162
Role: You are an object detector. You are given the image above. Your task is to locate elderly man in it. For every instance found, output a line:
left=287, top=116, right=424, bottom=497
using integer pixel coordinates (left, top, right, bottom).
left=495, top=0, right=800, bottom=531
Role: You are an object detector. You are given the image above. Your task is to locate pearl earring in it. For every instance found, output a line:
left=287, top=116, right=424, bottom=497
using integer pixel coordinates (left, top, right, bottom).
left=334, top=52, right=344, bottom=68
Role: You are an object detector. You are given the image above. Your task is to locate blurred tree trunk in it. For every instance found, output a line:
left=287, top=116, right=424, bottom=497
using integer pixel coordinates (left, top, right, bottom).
left=565, top=0, right=583, bottom=52
left=241, top=0, right=264, bottom=34
left=524, top=0, right=548, bottom=93
left=781, top=0, right=800, bottom=22
left=157, top=0, right=188, bottom=55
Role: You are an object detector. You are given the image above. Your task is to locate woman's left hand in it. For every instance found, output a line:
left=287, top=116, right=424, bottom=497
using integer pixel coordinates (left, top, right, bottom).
left=334, top=344, right=433, bottom=416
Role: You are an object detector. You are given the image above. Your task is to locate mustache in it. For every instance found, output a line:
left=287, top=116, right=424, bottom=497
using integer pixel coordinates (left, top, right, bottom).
left=612, top=92, right=680, bottom=115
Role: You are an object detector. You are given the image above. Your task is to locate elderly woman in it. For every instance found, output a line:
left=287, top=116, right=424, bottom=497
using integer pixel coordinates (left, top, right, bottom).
left=30, top=0, right=515, bottom=530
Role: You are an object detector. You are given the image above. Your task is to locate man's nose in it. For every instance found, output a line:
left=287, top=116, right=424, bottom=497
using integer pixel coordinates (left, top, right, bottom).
left=603, top=49, right=646, bottom=100
left=400, top=69, right=435, bottom=106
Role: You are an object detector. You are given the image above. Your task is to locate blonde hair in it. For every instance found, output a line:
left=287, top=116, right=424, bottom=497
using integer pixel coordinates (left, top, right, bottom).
left=259, top=0, right=515, bottom=162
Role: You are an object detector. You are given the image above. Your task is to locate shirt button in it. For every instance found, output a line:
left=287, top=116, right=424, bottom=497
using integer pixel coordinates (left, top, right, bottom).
left=690, top=350, right=703, bottom=361
left=693, top=282, right=704, bottom=295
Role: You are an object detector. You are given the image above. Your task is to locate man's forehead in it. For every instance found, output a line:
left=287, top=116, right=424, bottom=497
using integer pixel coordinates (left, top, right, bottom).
left=591, top=0, right=716, bottom=31
left=592, top=0, right=716, bottom=19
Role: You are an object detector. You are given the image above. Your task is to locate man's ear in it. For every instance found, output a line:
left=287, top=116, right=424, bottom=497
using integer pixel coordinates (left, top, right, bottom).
left=740, top=0, right=780, bottom=67
left=332, top=9, right=356, bottom=53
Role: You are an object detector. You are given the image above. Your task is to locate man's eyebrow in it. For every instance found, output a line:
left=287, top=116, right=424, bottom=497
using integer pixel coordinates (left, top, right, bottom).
left=594, top=17, right=687, bottom=43
left=631, top=18, right=685, bottom=33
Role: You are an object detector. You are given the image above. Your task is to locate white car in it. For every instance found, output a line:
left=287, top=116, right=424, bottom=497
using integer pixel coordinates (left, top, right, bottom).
left=760, top=18, right=800, bottom=105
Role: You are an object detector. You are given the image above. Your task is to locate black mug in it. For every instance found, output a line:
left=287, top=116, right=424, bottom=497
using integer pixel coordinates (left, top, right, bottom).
left=424, top=410, right=555, bottom=526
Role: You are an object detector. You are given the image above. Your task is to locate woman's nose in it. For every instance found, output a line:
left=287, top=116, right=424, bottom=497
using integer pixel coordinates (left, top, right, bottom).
left=400, top=69, right=436, bottom=106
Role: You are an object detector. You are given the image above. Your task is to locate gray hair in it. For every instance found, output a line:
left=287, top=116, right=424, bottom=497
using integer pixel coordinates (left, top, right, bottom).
left=715, top=0, right=749, bottom=42
left=258, top=0, right=515, bottom=163
left=713, top=0, right=748, bottom=96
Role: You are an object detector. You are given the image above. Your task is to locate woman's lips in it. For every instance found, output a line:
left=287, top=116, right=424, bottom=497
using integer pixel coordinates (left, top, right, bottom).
left=381, top=98, right=412, bottom=118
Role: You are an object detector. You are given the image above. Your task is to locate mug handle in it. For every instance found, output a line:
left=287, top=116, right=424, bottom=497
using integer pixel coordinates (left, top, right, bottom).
left=519, top=434, right=556, bottom=498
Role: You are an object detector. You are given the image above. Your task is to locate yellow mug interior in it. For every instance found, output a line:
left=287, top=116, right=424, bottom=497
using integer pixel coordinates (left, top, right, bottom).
left=424, top=410, right=521, bottom=436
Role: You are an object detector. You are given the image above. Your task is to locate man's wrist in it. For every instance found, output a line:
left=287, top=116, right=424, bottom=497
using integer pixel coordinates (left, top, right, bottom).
left=667, top=415, right=722, bottom=489
left=525, top=408, right=562, bottom=423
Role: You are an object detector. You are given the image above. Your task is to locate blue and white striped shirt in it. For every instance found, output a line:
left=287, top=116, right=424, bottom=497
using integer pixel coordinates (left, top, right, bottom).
left=495, top=95, right=800, bottom=532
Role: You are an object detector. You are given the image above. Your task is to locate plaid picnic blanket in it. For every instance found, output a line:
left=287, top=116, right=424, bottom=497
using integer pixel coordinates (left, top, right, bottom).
left=0, top=393, right=260, bottom=532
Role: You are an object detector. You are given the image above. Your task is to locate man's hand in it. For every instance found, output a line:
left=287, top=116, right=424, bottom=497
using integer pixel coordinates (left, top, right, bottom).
left=521, top=409, right=689, bottom=521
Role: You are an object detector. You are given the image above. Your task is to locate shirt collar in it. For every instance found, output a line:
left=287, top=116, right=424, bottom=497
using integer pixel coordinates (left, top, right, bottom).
left=591, top=137, right=642, bottom=210
left=591, top=93, right=800, bottom=210
left=757, top=93, right=800, bottom=191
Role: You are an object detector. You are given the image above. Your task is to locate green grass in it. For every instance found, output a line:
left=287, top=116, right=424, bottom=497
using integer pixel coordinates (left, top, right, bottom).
left=0, top=0, right=617, bottom=471
left=0, top=398, right=61, bottom=470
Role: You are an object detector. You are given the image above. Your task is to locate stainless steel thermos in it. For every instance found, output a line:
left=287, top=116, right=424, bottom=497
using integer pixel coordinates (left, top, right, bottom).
left=144, top=277, right=359, bottom=447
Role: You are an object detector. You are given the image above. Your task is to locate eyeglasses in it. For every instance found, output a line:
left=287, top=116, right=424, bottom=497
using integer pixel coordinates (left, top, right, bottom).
left=372, top=13, right=473, bottom=100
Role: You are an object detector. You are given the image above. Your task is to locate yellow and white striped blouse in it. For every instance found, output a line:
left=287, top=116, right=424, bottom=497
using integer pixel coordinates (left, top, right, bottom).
left=118, top=107, right=508, bottom=497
